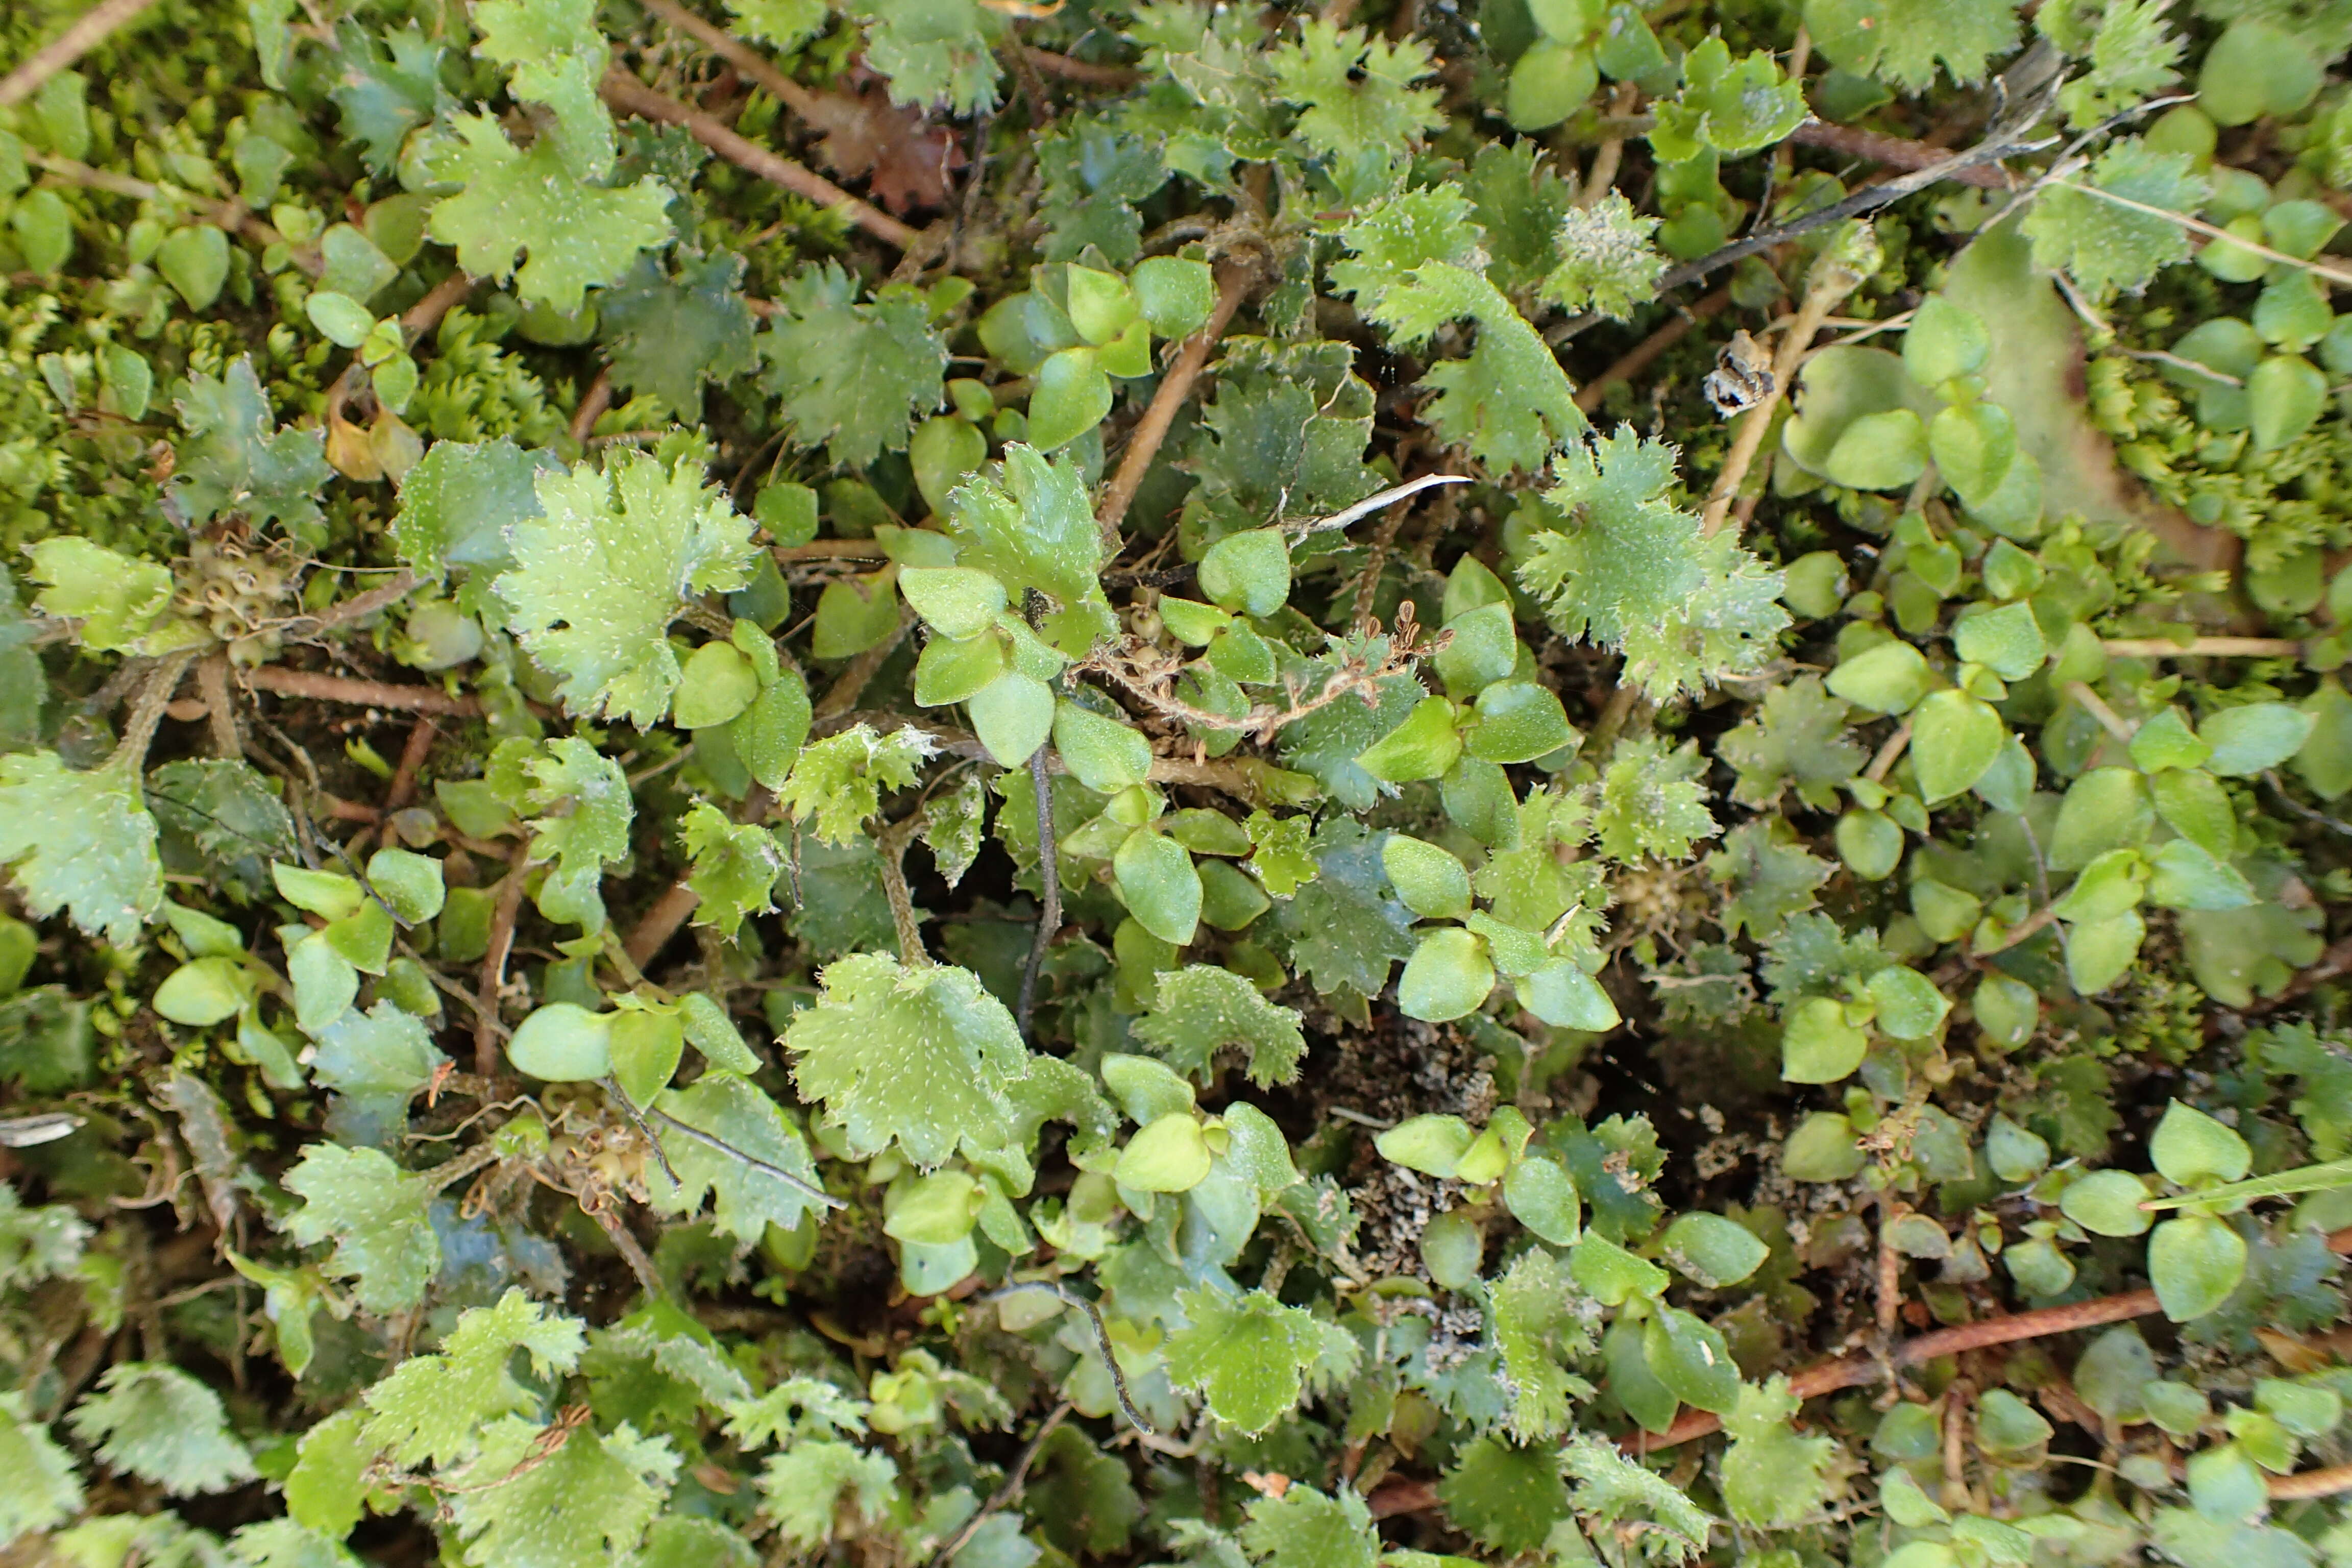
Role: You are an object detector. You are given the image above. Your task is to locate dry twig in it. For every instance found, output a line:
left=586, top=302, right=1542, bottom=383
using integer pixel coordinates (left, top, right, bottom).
left=1, top=0, right=160, bottom=106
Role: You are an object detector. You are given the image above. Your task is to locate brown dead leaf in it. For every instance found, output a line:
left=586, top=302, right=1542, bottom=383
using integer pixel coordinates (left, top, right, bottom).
left=800, top=81, right=966, bottom=215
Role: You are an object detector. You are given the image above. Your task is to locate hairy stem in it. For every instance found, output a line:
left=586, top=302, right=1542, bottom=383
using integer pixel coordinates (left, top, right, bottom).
left=245, top=667, right=482, bottom=716
left=1096, top=259, right=1254, bottom=545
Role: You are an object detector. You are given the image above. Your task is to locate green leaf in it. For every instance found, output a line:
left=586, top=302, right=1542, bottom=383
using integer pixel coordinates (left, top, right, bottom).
left=524, top=738, right=634, bottom=879
left=445, top=1418, right=678, bottom=1568
left=860, top=0, right=1001, bottom=112
left=595, top=253, right=757, bottom=421
left=1266, top=20, right=1443, bottom=160
left=1649, top=39, right=1806, bottom=161
left=1438, top=1436, right=1570, bottom=1554
left=392, top=438, right=557, bottom=578
left=1910, top=689, right=2007, bottom=801
left=647, top=1071, right=830, bottom=1240
left=26, top=537, right=177, bottom=652
left=2201, top=702, right=2316, bottom=776
left=1134, top=966, right=1305, bottom=1086
left=1491, top=1247, right=1596, bottom=1439
left=1593, top=739, right=1719, bottom=862
left=1721, top=1376, right=1836, bottom=1527
left=1518, top=431, right=1787, bottom=700
left=1166, top=1287, right=1347, bottom=1433
left=762, top=262, right=948, bottom=469
left=171, top=356, right=334, bottom=537
left=472, top=0, right=615, bottom=180
left=311, top=1002, right=448, bottom=1144
left=1783, top=995, right=1869, bottom=1083
left=1539, top=192, right=1666, bottom=318
left=496, top=448, right=756, bottom=725
left=1866, top=965, right=1950, bottom=1040
left=281, top=1143, right=440, bottom=1312
left=1114, top=829, right=1203, bottom=946
left=157, top=223, right=229, bottom=310
left=1242, top=1484, right=1380, bottom=1568
left=777, top=723, right=934, bottom=846
left=2149, top=1099, right=2253, bottom=1187
left=0, top=751, right=161, bottom=946
left=1198, top=528, right=1293, bottom=619
left=757, top=1438, right=899, bottom=1549
left=1659, top=1212, right=1768, bottom=1288
left=67, top=1363, right=255, bottom=1496
left=681, top=803, right=786, bottom=936
left=1115, top=1111, right=1214, bottom=1191
left=508, top=1002, right=614, bottom=1082
left=1560, top=1436, right=1716, bottom=1562
left=2023, top=139, right=2209, bottom=304
left=361, top=1289, right=587, bottom=1467
left=1054, top=703, right=1153, bottom=793
left=2061, top=1168, right=2153, bottom=1237
left=942, top=445, right=1116, bottom=655
left=427, top=117, right=670, bottom=315
left=1398, top=927, right=1496, bottom=1022
left=2149, top=1213, right=2249, bottom=1321
left=1382, top=835, right=1474, bottom=920
left=785, top=952, right=1033, bottom=1167
left=1805, top=0, right=2021, bottom=89
left=0, top=1389, right=83, bottom=1540
left=1719, top=676, right=1866, bottom=810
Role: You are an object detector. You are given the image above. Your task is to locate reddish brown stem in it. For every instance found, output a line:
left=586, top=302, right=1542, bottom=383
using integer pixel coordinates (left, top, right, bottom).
left=292, top=569, right=420, bottom=633
left=1785, top=121, right=2008, bottom=188
left=1096, top=260, right=1253, bottom=543
left=244, top=667, right=481, bottom=716
left=2271, top=1462, right=2352, bottom=1500
left=775, top=539, right=892, bottom=561
left=599, top=68, right=918, bottom=249
left=1629, top=1226, right=2352, bottom=1453
left=624, top=877, right=702, bottom=972
left=1573, top=289, right=1731, bottom=413
left=384, top=718, right=438, bottom=815
left=637, top=0, right=822, bottom=118
left=476, top=842, right=532, bottom=1077
left=1019, top=46, right=1140, bottom=87
left=569, top=369, right=612, bottom=447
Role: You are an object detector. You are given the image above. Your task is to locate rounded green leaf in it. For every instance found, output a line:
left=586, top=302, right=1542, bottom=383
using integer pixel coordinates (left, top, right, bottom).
left=911, top=415, right=989, bottom=517
left=898, top=566, right=1007, bottom=641
left=1196, top=528, right=1292, bottom=619
left=1782, top=1112, right=1865, bottom=1181
left=1116, top=1112, right=1214, bottom=1192
left=2048, top=768, right=2153, bottom=872
left=2060, top=1168, right=2153, bottom=1237
left=968, top=671, right=1055, bottom=767
left=1027, top=347, right=1111, bottom=452
left=1054, top=701, right=1153, bottom=794
left=1507, top=39, right=1599, bottom=131
left=154, top=956, right=255, bottom=1026
left=306, top=290, right=377, bottom=349
left=1398, top=927, right=1495, bottom=1022
left=1503, top=1154, right=1581, bottom=1246
left=1376, top=1113, right=1476, bottom=1177
left=2149, top=1099, right=2252, bottom=1188
left=1113, top=828, right=1202, bottom=946
left=1644, top=1306, right=1738, bottom=1414
left=1382, top=834, right=1473, bottom=920
left=2149, top=1213, right=2249, bottom=1321
left=1928, top=401, right=2017, bottom=506
left=1356, top=697, right=1464, bottom=784
left=1518, top=959, right=1622, bottom=1032
left=1064, top=265, right=1139, bottom=347
left=1466, top=680, right=1576, bottom=764
left=1824, top=408, right=1929, bottom=491
left=365, top=847, right=446, bottom=924
left=157, top=224, right=230, bottom=310
left=2200, top=701, right=2317, bottom=777
left=609, top=1007, right=686, bottom=1107
left=1826, top=639, right=1933, bottom=715
left=2249, top=354, right=2327, bottom=452
left=1834, top=808, right=1904, bottom=880
left=913, top=630, right=1009, bottom=707
left=885, top=1169, right=983, bottom=1244
left=1865, top=966, right=1950, bottom=1040
left=1782, top=994, right=1869, bottom=1084
left=672, top=641, right=760, bottom=729
left=1420, top=1207, right=1485, bottom=1289
left=1132, top=256, right=1215, bottom=339
left=1903, top=294, right=1990, bottom=385
left=2063, top=910, right=2145, bottom=995
left=1952, top=601, right=2047, bottom=681
left=507, top=1002, right=614, bottom=1082
left=1910, top=689, right=2006, bottom=802
left=1660, top=1212, right=1768, bottom=1287
left=1984, top=1114, right=2050, bottom=1182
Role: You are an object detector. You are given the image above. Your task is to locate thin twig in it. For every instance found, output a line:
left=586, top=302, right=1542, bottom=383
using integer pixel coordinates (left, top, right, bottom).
left=625, top=877, right=702, bottom=971
left=1017, top=746, right=1061, bottom=1043
left=1097, top=259, right=1254, bottom=545
left=2045, top=178, right=2352, bottom=290
left=931, top=1403, right=1073, bottom=1568
left=776, top=540, right=892, bottom=562
left=2064, top=680, right=2138, bottom=744
left=1864, top=719, right=1913, bottom=783
left=284, top=570, right=420, bottom=635
left=1786, top=121, right=2007, bottom=187
left=2101, top=635, right=2302, bottom=658
left=195, top=650, right=241, bottom=761
left=1572, top=289, right=1731, bottom=411
left=1631, top=1225, right=2352, bottom=1452
left=245, top=666, right=482, bottom=716
left=635, top=0, right=821, bottom=117
left=599, top=67, right=917, bottom=249
left=0, top=0, right=160, bottom=106
left=1021, top=47, right=1139, bottom=87
left=984, top=1282, right=1157, bottom=1437
left=1582, top=83, right=1639, bottom=205
left=1701, top=248, right=1855, bottom=533
left=1972, top=904, right=2056, bottom=959
left=581, top=1191, right=664, bottom=1297
left=476, top=842, right=531, bottom=1077
left=569, top=369, right=612, bottom=448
